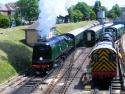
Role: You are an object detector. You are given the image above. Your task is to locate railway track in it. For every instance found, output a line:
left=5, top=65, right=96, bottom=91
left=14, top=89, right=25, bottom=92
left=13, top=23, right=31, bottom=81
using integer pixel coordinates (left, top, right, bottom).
left=11, top=68, right=55, bottom=94
left=0, top=47, right=91, bottom=94
left=45, top=47, right=92, bottom=94
left=0, top=75, right=30, bottom=94
left=8, top=48, right=81, bottom=94
left=59, top=48, right=92, bottom=94
left=0, top=67, right=34, bottom=94
left=44, top=48, right=85, bottom=94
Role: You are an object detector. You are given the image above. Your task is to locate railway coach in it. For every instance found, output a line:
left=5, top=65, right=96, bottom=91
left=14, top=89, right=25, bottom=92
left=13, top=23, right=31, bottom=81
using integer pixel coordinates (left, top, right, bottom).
left=105, top=24, right=125, bottom=41
left=83, top=23, right=113, bottom=47
left=65, top=24, right=94, bottom=47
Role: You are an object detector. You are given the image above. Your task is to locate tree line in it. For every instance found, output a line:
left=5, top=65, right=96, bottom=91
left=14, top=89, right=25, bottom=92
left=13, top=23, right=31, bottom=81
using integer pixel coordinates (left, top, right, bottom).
left=68, top=1, right=122, bottom=22
left=15, top=0, right=123, bottom=23
left=0, top=0, right=122, bottom=28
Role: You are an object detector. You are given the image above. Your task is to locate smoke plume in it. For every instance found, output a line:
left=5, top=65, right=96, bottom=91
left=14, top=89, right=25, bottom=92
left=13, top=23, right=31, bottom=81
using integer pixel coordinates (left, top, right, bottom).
left=37, top=0, right=79, bottom=39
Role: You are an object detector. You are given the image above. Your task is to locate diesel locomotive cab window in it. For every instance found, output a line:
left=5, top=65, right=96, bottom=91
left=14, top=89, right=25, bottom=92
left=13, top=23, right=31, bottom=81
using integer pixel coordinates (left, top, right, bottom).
left=87, top=32, right=91, bottom=41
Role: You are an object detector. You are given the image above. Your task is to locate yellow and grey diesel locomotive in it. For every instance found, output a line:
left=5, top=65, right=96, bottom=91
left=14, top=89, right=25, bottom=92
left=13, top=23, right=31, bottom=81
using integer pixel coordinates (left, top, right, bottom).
left=90, top=24, right=125, bottom=87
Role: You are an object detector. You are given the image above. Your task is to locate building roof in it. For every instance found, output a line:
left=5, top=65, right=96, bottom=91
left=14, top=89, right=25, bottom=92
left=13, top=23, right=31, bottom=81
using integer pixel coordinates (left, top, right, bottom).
left=0, top=3, right=8, bottom=11
left=0, top=3, right=16, bottom=12
left=25, top=21, right=38, bottom=30
left=6, top=3, right=16, bottom=11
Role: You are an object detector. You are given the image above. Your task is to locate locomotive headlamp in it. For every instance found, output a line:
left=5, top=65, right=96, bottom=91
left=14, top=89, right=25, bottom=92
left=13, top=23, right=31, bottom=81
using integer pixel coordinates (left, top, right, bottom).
left=39, top=57, right=43, bottom=61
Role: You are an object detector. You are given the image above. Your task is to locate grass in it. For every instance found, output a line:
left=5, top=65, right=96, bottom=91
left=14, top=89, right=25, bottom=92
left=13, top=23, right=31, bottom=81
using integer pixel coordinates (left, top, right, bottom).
left=0, top=26, right=32, bottom=83
left=0, top=26, right=26, bottom=40
left=0, top=60, right=16, bottom=83
left=56, top=21, right=95, bottom=34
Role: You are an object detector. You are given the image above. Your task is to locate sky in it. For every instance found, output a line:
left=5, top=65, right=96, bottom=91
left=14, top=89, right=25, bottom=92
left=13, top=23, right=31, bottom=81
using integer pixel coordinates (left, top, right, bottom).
left=83, top=0, right=125, bottom=10
left=0, top=0, right=125, bottom=10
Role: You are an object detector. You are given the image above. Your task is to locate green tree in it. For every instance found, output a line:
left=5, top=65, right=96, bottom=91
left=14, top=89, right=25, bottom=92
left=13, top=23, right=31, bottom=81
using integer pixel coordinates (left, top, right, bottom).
left=107, top=4, right=121, bottom=19
left=107, top=11, right=117, bottom=19
left=69, top=9, right=83, bottom=22
left=75, top=2, right=94, bottom=20
left=16, top=0, right=39, bottom=23
left=68, top=2, right=96, bottom=21
left=112, top=4, right=121, bottom=17
left=75, top=2, right=89, bottom=20
left=90, top=9, right=96, bottom=20
left=0, top=14, right=10, bottom=28
left=87, top=6, right=96, bottom=20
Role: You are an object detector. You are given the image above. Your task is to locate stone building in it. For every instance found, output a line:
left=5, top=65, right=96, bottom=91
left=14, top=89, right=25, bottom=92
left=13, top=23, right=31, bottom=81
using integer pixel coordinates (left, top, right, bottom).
left=24, top=22, right=38, bottom=46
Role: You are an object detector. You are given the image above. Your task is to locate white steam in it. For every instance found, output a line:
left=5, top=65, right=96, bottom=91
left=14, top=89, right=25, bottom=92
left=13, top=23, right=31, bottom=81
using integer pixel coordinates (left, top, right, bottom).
left=37, top=0, right=79, bottom=39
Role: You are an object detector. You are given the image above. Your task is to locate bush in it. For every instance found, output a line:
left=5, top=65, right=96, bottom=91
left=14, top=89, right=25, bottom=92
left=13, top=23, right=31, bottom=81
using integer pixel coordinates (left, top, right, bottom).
left=0, top=15, right=10, bottom=28
left=15, top=17, right=22, bottom=26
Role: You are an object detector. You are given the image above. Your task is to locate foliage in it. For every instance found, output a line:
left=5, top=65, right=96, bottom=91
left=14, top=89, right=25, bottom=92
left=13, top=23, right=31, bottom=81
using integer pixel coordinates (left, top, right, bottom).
left=112, top=4, right=122, bottom=17
left=107, top=11, right=117, bottom=19
left=0, top=15, right=10, bottom=28
left=68, top=2, right=96, bottom=22
left=107, top=4, right=122, bottom=19
left=16, top=0, right=39, bottom=23
left=15, top=17, right=22, bottom=26
left=88, top=7, right=96, bottom=20
left=75, top=2, right=90, bottom=20
left=69, top=9, right=83, bottom=22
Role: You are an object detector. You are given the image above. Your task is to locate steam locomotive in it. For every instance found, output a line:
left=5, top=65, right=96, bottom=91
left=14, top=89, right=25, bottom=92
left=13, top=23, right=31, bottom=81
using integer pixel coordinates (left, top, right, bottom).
left=32, top=22, right=112, bottom=74
left=90, top=24, right=125, bottom=87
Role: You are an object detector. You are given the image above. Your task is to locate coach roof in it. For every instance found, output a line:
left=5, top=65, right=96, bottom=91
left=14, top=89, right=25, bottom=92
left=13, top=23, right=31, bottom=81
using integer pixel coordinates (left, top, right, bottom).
left=111, top=24, right=124, bottom=29
left=66, top=25, right=90, bottom=36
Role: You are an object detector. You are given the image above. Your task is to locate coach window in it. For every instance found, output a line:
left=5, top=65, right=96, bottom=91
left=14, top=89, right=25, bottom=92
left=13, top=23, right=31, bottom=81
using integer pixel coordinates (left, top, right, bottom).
left=87, top=32, right=91, bottom=41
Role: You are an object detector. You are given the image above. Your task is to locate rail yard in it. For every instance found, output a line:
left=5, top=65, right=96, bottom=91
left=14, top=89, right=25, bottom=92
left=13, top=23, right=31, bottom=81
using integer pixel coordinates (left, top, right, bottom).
left=1, top=0, right=125, bottom=94
left=0, top=21, right=125, bottom=94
